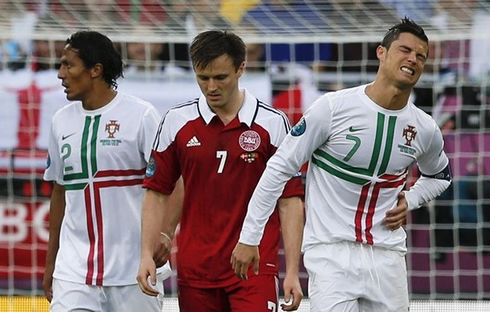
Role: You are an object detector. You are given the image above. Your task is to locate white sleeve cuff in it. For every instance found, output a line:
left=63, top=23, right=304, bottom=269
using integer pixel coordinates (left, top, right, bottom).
left=238, top=230, right=262, bottom=246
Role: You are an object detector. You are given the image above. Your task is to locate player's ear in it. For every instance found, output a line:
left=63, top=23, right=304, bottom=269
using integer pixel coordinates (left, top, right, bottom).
left=91, top=63, right=103, bottom=79
left=236, top=61, right=245, bottom=77
left=376, top=45, right=387, bottom=61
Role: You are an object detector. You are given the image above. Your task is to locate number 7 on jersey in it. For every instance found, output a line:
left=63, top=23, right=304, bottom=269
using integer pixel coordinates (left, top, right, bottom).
left=216, top=151, right=227, bottom=173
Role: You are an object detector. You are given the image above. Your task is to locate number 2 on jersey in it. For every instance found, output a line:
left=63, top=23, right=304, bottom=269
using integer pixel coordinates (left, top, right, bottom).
left=61, top=143, right=74, bottom=172
left=216, top=151, right=227, bottom=173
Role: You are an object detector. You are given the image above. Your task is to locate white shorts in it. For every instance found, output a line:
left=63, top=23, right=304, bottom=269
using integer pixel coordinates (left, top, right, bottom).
left=303, top=241, right=409, bottom=312
left=50, top=278, right=164, bottom=312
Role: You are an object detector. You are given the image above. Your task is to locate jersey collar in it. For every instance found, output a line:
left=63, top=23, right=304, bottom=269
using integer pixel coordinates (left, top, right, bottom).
left=198, top=88, right=257, bottom=128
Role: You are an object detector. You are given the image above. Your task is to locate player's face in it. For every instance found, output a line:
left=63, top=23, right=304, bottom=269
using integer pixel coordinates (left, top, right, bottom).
left=194, top=54, right=244, bottom=111
left=378, top=32, right=428, bottom=89
left=57, top=44, right=94, bottom=102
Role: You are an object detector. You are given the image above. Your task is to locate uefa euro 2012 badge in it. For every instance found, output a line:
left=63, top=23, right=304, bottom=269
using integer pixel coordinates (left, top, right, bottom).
left=291, top=117, right=306, bottom=136
left=146, top=156, right=156, bottom=177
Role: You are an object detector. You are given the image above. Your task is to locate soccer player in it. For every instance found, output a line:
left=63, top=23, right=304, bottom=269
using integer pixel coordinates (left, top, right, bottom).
left=137, top=30, right=305, bottom=312
left=43, top=30, right=168, bottom=312
left=231, top=18, right=452, bottom=311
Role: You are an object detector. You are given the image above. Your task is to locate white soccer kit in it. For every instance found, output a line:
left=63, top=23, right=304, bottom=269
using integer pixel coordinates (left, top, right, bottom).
left=239, top=84, right=449, bottom=310
left=44, top=92, right=161, bottom=286
left=240, top=84, right=449, bottom=252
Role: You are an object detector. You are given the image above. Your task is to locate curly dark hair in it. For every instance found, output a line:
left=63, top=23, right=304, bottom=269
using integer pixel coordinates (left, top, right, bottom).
left=65, top=30, right=124, bottom=89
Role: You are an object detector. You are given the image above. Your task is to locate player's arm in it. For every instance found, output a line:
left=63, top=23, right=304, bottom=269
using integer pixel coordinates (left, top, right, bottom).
left=403, top=165, right=452, bottom=209
left=385, top=165, right=451, bottom=229
left=386, top=125, right=452, bottom=229
left=153, top=177, right=184, bottom=268
left=278, top=196, right=304, bottom=311
left=43, top=182, right=65, bottom=302
left=137, top=187, right=182, bottom=296
left=404, top=123, right=452, bottom=211
left=385, top=166, right=451, bottom=230
left=232, top=96, right=331, bottom=277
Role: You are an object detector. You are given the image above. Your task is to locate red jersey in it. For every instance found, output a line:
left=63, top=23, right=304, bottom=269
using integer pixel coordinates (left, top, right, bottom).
left=143, top=89, right=304, bottom=288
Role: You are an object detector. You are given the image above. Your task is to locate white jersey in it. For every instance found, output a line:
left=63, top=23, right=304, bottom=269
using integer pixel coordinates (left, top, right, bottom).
left=240, top=84, right=449, bottom=253
left=44, top=92, right=161, bottom=286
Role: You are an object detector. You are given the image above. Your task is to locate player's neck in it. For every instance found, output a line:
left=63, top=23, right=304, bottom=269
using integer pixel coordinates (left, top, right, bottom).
left=213, top=89, right=244, bottom=126
left=365, top=81, right=411, bottom=111
left=82, top=88, right=117, bottom=111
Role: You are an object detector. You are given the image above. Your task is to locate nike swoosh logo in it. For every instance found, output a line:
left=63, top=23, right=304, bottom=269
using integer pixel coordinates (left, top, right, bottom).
left=62, top=133, right=75, bottom=140
left=348, top=126, right=364, bottom=132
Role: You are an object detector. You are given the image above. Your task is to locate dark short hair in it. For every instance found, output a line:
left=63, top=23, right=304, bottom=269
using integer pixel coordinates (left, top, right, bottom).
left=189, top=30, right=246, bottom=72
left=65, top=30, right=123, bottom=89
left=381, top=17, right=429, bottom=51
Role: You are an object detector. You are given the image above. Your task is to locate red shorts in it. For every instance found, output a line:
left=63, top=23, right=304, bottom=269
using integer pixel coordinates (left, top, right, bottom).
left=178, top=274, right=279, bottom=312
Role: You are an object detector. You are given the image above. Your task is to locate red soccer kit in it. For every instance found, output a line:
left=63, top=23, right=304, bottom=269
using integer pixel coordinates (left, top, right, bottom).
left=143, top=89, right=304, bottom=289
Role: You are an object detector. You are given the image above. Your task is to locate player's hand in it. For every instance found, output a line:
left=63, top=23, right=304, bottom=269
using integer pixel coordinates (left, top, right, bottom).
left=385, top=192, right=408, bottom=230
left=281, top=273, right=303, bottom=311
left=136, top=256, right=159, bottom=297
left=153, top=232, right=172, bottom=268
left=230, top=242, right=259, bottom=280
left=43, top=264, right=54, bottom=302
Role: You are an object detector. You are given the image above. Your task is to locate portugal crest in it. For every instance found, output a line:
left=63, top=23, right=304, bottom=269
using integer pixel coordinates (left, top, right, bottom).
left=402, top=125, right=417, bottom=146
left=105, top=120, right=120, bottom=138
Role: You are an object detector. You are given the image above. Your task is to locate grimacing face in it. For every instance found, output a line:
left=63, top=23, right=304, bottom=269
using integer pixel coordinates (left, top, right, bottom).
left=378, top=32, right=428, bottom=89
left=194, top=54, right=244, bottom=111
left=57, top=45, right=94, bottom=102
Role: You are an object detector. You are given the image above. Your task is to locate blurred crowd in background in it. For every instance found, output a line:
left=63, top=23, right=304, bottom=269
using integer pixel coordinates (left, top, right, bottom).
left=1, top=0, right=490, bottom=264
left=1, top=0, right=490, bottom=82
